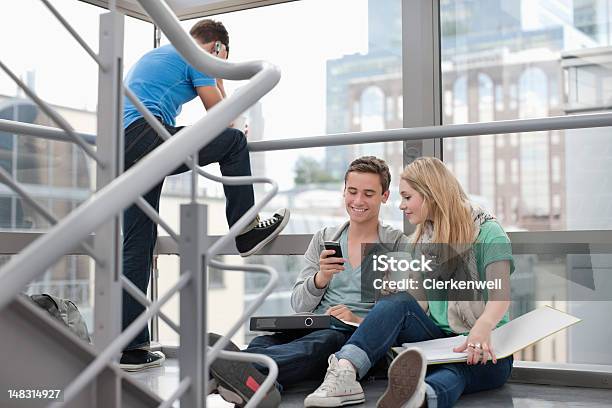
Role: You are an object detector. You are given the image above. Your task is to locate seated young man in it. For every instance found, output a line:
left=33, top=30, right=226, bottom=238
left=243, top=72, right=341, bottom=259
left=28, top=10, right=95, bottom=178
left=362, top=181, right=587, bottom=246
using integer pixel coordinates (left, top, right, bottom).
left=209, top=156, right=409, bottom=406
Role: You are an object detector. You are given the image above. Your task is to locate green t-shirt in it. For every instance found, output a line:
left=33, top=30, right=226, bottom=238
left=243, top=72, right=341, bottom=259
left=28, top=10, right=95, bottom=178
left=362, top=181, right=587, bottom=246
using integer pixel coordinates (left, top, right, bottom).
left=427, top=220, right=514, bottom=335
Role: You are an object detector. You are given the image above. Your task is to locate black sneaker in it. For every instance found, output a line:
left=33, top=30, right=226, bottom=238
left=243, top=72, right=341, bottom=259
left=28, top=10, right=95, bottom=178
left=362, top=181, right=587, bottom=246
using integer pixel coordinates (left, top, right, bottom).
left=235, top=208, right=290, bottom=257
left=208, top=332, right=281, bottom=408
left=120, top=349, right=165, bottom=372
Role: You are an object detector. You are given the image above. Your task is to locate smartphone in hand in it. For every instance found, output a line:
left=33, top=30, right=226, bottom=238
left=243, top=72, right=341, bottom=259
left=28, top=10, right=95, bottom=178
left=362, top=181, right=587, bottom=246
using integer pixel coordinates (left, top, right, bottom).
left=324, top=241, right=344, bottom=264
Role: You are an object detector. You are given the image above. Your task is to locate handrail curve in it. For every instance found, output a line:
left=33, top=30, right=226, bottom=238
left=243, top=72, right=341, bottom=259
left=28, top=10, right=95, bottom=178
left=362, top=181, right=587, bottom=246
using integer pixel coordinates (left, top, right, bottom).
left=0, top=1, right=280, bottom=312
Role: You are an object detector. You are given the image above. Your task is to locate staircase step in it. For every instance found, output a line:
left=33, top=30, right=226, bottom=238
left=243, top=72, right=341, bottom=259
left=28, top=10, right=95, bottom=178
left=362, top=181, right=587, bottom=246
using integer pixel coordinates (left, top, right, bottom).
left=0, top=296, right=162, bottom=408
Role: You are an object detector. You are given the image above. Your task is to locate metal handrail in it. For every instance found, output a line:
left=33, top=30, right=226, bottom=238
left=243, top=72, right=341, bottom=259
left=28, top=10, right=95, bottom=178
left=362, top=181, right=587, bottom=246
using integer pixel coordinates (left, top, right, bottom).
left=206, top=260, right=278, bottom=361
left=0, top=119, right=96, bottom=145
left=124, top=58, right=281, bottom=406
left=140, top=1, right=264, bottom=81
left=248, top=111, right=612, bottom=151
left=0, top=1, right=282, bottom=407
left=135, top=197, right=180, bottom=242
left=2, top=0, right=609, bottom=406
left=49, top=271, right=192, bottom=408
left=39, top=0, right=105, bottom=69
left=217, top=350, right=279, bottom=408
left=121, top=276, right=180, bottom=335
left=124, top=3, right=283, bottom=405
left=5, top=108, right=612, bottom=153
left=3, top=231, right=612, bottom=257
left=0, top=166, right=103, bottom=264
left=0, top=5, right=280, bottom=313
left=0, top=60, right=104, bottom=166
left=158, top=377, right=191, bottom=408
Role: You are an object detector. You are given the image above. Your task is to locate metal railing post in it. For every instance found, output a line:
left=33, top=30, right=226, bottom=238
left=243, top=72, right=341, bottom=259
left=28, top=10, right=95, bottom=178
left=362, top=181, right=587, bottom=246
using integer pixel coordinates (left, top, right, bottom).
left=93, top=10, right=124, bottom=408
left=179, top=203, right=209, bottom=408
left=151, top=255, right=160, bottom=343
left=402, top=0, right=442, bottom=236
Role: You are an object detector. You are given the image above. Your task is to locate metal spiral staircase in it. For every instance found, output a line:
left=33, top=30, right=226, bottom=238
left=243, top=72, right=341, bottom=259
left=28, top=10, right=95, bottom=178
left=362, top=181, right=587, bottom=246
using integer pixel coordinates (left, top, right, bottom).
left=0, top=1, right=282, bottom=407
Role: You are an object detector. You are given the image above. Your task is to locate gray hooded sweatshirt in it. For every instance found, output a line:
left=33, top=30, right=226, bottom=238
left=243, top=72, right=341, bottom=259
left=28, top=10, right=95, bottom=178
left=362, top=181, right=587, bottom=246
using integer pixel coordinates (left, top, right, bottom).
left=290, top=220, right=409, bottom=314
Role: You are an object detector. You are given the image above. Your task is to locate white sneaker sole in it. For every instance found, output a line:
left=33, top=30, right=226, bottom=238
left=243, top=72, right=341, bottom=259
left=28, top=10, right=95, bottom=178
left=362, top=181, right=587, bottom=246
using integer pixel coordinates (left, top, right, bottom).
left=120, top=352, right=165, bottom=372
left=304, top=392, right=365, bottom=407
left=217, top=385, right=244, bottom=405
left=377, top=348, right=426, bottom=408
left=240, top=209, right=290, bottom=257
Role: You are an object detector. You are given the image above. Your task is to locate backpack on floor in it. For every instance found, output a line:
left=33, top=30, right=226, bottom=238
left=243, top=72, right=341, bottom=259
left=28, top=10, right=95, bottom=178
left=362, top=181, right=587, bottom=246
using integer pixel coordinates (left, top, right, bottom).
left=28, top=293, right=91, bottom=343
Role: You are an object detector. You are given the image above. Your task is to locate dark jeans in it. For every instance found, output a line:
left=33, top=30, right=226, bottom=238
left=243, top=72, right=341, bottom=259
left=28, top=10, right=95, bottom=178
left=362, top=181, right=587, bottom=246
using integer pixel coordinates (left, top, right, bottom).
left=336, top=292, right=513, bottom=408
left=122, top=118, right=255, bottom=350
left=244, top=329, right=353, bottom=389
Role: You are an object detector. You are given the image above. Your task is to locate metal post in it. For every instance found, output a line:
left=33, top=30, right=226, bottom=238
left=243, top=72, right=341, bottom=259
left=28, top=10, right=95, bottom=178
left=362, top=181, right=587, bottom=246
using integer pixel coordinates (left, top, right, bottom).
left=154, top=24, right=162, bottom=48
left=93, top=10, right=124, bottom=408
left=151, top=255, right=159, bottom=343
left=150, top=22, right=161, bottom=346
left=402, top=0, right=442, bottom=233
left=11, top=101, right=17, bottom=228
left=179, top=203, right=208, bottom=408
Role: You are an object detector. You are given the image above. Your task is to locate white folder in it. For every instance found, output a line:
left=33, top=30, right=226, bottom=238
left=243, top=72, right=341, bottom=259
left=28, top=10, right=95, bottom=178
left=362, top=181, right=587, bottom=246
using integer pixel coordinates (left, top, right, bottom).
left=394, top=306, right=581, bottom=365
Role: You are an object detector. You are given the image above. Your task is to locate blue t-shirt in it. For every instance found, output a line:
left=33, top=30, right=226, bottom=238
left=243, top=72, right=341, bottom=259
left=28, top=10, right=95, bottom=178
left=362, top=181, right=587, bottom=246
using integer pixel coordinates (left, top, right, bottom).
left=123, top=44, right=216, bottom=128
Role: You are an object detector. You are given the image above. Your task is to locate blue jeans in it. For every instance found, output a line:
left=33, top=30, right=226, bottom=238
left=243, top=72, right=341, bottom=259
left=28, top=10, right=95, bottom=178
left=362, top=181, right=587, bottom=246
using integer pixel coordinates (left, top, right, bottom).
left=336, top=292, right=513, bottom=408
left=245, top=329, right=353, bottom=389
left=122, top=118, right=254, bottom=350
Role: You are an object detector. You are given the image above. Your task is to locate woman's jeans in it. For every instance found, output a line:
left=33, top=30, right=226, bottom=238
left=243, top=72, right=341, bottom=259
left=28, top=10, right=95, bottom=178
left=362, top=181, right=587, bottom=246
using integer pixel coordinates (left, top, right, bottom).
left=335, top=292, right=513, bottom=408
left=122, top=118, right=254, bottom=350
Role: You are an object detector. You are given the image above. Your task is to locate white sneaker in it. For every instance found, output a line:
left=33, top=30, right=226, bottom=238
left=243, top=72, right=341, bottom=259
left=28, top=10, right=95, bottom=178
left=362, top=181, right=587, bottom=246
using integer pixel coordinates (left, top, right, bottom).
left=304, top=355, right=365, bottom=407
left=377, top=348, right=427, bottom=408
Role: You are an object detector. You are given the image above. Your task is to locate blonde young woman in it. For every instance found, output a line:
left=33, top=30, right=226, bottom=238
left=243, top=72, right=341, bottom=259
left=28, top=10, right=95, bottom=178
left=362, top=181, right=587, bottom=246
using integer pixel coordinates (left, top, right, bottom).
left=305, top=157, right=514, bottom=408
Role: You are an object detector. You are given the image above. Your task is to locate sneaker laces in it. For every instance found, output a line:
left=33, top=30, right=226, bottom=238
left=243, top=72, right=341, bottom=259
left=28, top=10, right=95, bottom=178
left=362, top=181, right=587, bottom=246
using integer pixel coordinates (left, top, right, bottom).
left=318, top=368, right=341, bottom=393
left=256, top=213, right=281, bottom=229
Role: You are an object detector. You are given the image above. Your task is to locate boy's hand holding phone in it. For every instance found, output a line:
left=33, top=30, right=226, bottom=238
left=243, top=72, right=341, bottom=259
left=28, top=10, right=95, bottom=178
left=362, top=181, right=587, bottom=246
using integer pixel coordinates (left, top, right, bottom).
left=314, top=242, right=346, bottom=289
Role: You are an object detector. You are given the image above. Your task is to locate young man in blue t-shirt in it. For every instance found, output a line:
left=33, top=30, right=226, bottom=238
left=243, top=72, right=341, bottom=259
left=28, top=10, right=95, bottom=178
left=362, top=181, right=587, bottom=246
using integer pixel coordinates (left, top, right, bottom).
left=120, top=19, right=289, bottom=371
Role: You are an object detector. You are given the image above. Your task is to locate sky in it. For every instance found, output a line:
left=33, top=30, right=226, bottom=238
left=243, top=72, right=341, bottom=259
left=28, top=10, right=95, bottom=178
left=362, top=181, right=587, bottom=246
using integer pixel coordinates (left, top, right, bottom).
left=0, top=0, right=370, bottom=190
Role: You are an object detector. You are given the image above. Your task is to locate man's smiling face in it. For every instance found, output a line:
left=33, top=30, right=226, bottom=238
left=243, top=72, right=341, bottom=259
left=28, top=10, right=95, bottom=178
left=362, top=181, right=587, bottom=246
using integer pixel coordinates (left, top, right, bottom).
left=343, top=171, right=389, bottom=224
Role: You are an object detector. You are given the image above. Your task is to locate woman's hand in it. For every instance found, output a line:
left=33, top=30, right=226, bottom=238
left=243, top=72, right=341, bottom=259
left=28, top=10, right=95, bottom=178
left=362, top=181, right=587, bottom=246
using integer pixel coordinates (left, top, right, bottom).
left=453, top=322, right=497, bottom=365
left=326, top=304, right=363, bottom=324
left=452, top=260, right=510, bottom=365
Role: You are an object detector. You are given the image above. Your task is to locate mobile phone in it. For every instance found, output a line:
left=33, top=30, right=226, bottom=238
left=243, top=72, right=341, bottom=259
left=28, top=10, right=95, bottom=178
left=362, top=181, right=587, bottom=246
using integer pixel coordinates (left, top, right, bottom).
left=214, top=41, right=222, bottom=55
left=324, top=241, right=344, bottom=264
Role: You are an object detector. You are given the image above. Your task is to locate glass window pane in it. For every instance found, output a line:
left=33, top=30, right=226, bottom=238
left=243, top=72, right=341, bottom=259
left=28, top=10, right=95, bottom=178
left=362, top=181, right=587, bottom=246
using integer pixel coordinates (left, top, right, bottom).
left=0, top=3, right=153, bottom=233
left=511, top=250, right=612, bottom=366
left=441, top=0, right=612, bottom=231
left=0, top=0, right=104, bottom=232
left=441, top=1, right=612, bottom=368
left=0, top=254, right=95, bottom=338
left=157, top=254, right=244, bottom=346
left=150, top=0, right=402, bottom=232
left=149, top=0, right=403, bottom=344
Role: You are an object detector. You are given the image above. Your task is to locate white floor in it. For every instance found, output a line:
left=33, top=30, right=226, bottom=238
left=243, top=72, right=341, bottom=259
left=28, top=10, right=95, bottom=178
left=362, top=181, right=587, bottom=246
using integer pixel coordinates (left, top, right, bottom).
left=127, top=358, right=612, bottom=407
left=126, top=358, right=233, bottom=407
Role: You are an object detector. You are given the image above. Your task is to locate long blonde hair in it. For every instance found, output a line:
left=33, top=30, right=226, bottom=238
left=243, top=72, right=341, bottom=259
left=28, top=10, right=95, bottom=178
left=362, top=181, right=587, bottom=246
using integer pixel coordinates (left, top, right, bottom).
left=401, top=157, right=476, bottom=244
